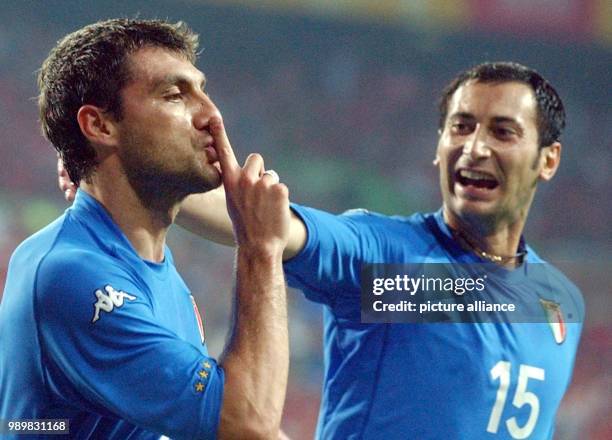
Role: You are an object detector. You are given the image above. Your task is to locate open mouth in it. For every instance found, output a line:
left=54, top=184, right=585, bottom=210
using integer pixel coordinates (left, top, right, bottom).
left=456, top=169, right=499, bottom=190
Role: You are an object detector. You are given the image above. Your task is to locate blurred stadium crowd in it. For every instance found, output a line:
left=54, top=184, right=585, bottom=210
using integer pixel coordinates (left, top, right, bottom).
left=0, top=1, right=610, bottom=438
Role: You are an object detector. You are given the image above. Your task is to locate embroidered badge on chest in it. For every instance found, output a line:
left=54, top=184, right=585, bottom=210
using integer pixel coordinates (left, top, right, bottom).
left=92, top=285, right=137, bottom=323
left=190, top=295, right=206, bottom=345
left=539, top=298, right=567, bottom=344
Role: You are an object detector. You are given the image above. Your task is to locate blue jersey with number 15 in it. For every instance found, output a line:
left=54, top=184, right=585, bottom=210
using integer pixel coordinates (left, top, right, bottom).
left=284, top=205, right=584, bottom=440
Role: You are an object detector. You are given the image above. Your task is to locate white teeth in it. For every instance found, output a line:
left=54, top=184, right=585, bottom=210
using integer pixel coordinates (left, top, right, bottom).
left=459, top=169, right=495, bottom=181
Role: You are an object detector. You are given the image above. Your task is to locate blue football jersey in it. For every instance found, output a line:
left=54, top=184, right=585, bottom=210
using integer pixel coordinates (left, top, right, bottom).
left=284, top=205, right=584, bottom=440
left=0, top=190, right=223, bottom=439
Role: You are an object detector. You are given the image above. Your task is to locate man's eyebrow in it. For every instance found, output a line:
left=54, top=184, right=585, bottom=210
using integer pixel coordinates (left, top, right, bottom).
left=450, top=113, right=522, bottom=127
left=449, top=112, right=476, bottom=121
left=490, top=116, right=520, bottom=125
left=150, top=73, right=207, bottom=91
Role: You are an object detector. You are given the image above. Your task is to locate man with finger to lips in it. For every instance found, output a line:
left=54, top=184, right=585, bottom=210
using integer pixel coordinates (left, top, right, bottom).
left=1, top=18, right=292, bottom=439
left=57, top=59, right=585, bottom=437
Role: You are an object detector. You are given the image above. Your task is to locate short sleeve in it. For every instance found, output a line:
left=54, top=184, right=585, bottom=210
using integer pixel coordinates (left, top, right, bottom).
left=35, top=249, right=224, bottom=439
left=284, top=205, right=376, bottom=308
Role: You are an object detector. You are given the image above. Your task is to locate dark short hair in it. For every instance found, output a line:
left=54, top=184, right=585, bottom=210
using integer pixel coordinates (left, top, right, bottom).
left=38, top=18, right=199, bottom=183
left=438, top=62, right=565, bottom=147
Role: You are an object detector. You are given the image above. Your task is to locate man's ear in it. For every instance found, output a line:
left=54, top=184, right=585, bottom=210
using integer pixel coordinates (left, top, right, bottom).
left=76, top=105, right=119, bottom=150
left=538, top=142, right=561, bottom=181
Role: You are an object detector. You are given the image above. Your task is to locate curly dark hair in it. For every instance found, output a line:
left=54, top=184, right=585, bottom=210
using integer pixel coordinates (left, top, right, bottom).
left=38, top=18, right=199, bottom=183
left=438, top=62, right=565, bottom=147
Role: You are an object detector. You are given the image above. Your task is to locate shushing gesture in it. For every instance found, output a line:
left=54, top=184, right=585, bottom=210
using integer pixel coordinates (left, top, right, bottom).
left=55, top=114, right=293, bottom=438
left=209, top=116, right=290, bottom=254
left=57, top=116, right=292, bottom=254
left=209, top=116, right=290, bottom=438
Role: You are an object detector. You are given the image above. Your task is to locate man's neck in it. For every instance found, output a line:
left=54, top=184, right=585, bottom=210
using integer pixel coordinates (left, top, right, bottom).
left=442, top=206, right=527, bottom=268
left=80, top=173, right=180, bottom=263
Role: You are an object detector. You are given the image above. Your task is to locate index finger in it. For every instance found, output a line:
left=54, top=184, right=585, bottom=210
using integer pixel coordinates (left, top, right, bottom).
left=209, top=116, right=239, bottom=181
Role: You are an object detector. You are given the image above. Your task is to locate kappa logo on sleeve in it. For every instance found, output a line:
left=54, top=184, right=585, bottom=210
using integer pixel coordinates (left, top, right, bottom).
left=91, top=285, right=137, bottom=323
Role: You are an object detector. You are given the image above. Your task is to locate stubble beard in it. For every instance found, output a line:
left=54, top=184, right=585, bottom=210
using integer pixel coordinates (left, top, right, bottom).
left=120, top=134, right=220, bottom=213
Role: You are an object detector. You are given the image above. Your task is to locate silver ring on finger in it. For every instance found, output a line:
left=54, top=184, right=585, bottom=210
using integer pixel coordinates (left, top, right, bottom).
left=262, top=169, right=280, bottom=184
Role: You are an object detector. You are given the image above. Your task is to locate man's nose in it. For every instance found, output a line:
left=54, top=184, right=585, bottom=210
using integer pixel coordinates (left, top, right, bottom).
left=193, top=94, right=221, bottom=131
left=463, top=125, right=491, bottom=160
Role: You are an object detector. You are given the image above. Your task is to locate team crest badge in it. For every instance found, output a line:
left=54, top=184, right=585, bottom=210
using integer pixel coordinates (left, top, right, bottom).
left=191, top=295, right=206, bottom=345
left=540, top=299, right=566, bottom=344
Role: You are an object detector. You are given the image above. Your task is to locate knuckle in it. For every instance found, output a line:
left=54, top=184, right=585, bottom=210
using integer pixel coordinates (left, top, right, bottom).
left=274, top=183, right=289, bottom=198
left=238, top=174, right=255, bottom=189
left=258, top=177, right=273, bottom=189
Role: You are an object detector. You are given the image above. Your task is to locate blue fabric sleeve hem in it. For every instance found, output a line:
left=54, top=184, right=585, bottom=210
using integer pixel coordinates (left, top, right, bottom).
left=284, top=203, right=317, bottom=268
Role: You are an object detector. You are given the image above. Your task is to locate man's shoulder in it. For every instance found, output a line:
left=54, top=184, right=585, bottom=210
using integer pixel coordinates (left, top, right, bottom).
left=526, top=248, right=580, bottom=293
left=340, top=208, right=437, bottom=243
left=8, top=212, right=131, bottom=297
left=525, top=252, right=585, bottom=320
left=341, top=208, right=431, bottom=230
left=38, top=242, right=119, bottom=281
left=3, top=213, right=134, bottom=323
left=291, top=204, right=443, bottom=259
left=32, top=229, right=146, bottom=324
left=10, top=214, right=68, bottom=263
left=11, top=209, right=112, bottom=270
left=541, top=262, right=583, bottom=299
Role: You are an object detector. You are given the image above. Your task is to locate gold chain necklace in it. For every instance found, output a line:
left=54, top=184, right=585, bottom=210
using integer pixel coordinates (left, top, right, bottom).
left=451, top=228, right=527, bottom=264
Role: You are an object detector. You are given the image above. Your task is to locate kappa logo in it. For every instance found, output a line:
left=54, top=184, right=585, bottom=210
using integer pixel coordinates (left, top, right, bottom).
left=92, top=285, right=137, bottom=323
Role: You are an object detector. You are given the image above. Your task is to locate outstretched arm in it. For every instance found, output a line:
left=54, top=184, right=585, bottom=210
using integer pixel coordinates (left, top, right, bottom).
left=57, top=158, right=307, bottom=260
left=178, top=189, right=307, bottom=260
left=178, top=187, right=234, bottom=246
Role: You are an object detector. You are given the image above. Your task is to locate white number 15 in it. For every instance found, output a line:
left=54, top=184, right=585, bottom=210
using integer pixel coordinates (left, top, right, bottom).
left=487, top=361, right=545, bottom=439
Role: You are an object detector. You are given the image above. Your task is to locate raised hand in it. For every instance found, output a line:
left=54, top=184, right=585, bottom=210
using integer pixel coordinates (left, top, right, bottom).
left=210, top=116, right=290, bottom=438
left=209, top=116, right=290, bottom=253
